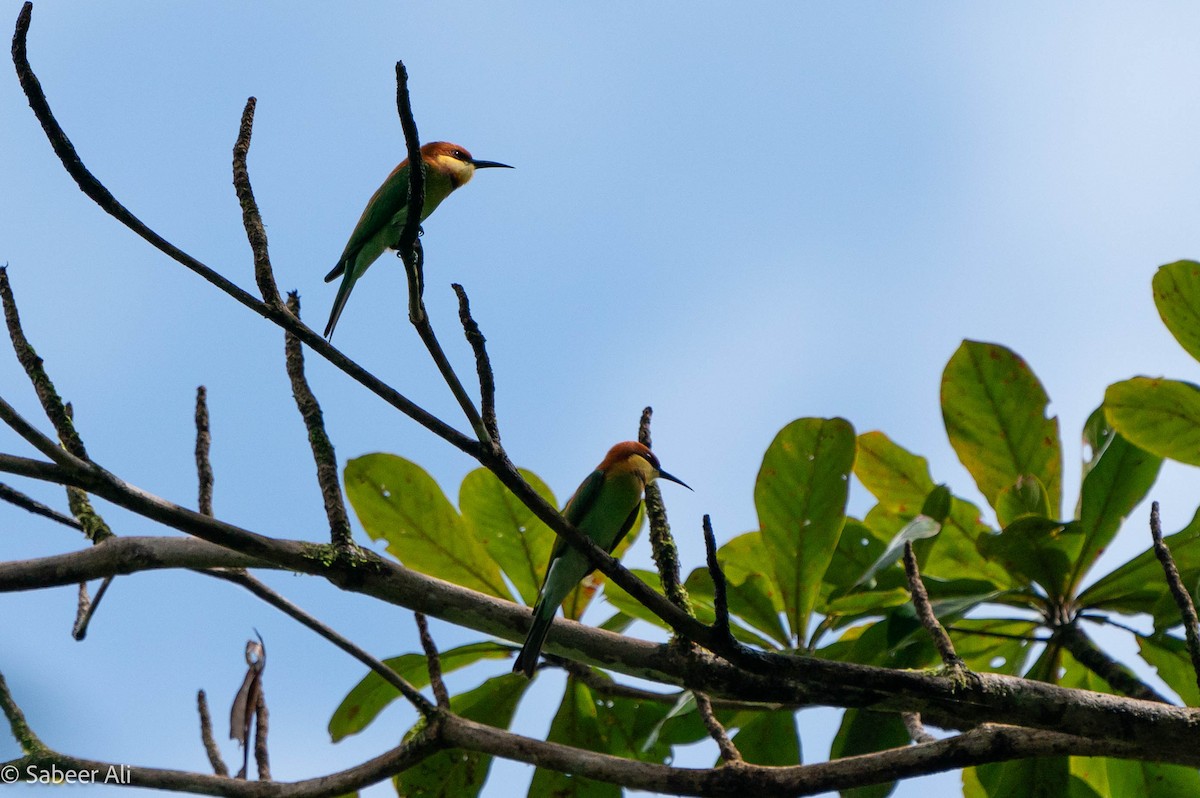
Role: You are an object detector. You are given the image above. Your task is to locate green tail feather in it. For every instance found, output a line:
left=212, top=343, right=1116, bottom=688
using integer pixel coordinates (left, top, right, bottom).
left=323, top=265, right=357, bottom=338
left=513, top=596, right=557, bottom=678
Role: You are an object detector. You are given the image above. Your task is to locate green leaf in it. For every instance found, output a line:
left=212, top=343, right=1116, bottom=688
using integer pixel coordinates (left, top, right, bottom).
left=1138, top=633, right=1200, bottom=706
left=329, top=642, right=511, bottom=742
left=1153, top=260, right=1200, bottom=363
left=977, top=518, right=1082, bottom=600
left=830, top=709, right=909, bottom=798
left=344, top=454, right=509, bottom=598
left=995, top=475, right=1051, bottom=528
left=963, top=759, right=1102, bottom=798
left=941, top=340, right=1062, bottom=517
left=715, top=531, right=790, bottom=645
left=1069, top=408, right=1161, bottom=593
left=1079, top=505, right=1200, bottom=627
left=853, top=512, right=941, bottom=589
left=755, top=417, right=856, bottom=642
left=529, top=677, right=680, bottom=796
left=855, top=431, right=935, bottom=514
left=1105, top=377, right=1200, bottom=466
left=460, top=467, right=558, bottom=606
left=726, top=573, right=790, bottom=648
left=822, top=519, right=891, bottom=596
left=394, top=674, right=528, bottom=798
left=853, top=434, right=1013, bottom=590
left=724, top=709, right=800, bottom=766
left=602, top=568, right=780, bottom=650
left=1083, top=758, right=1200, bottom=798
left=950, top=619, right=1039, bottom=676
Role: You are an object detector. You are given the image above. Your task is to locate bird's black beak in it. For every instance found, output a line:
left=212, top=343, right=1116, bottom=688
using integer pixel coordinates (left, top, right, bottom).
left=657, top=469, right=693, bottom=491
left=470, top=158, right=513, bottom=169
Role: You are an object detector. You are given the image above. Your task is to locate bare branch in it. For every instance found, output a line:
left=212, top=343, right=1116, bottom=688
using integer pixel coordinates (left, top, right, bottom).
left=1150, top=501, right=1200, bottom=695
left=195, top=387, right=214, bottom=517
left=0, top=669, right=44, bottom=754
left=694, top=691, right=741, bottom=764
left=253, top=689, right=270, bottom=782
left=902, top=541, right=963, bottom=672
left=903, top=712, right=937, bottom=745
left=441, top=714, right=1196, bottom=798
left=393, top=60, right=426, bottom=321
left=703, top=515, right=733, bottom=644
left=231, top=96, right=281, bottom=306
left=197, top=690, right=230, bottom=777
left=283, top=294, right=352, bottom=550
left=209, top=570, right=435, bottom=717
left=639, top=407, right=692, bottom=617
left=71, top=576, right=113, bottom=640
left=0, top=481, right=80, bottom=530
left=452, top=283, right=499, bottom=446
left=415, top=612, right=450, bottom=709
left=1056, top=622, right=1169, bottom=703
left=0, top=267, right=88, bottom=459
left=0, top=537, right=271, bottom=589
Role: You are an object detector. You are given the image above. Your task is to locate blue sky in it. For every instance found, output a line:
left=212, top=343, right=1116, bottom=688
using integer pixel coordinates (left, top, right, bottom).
left=5, top=3, right=1200, bottom=796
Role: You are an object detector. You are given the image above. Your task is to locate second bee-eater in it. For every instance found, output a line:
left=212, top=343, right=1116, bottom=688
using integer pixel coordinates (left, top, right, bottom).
left=513, top=441, right=691, bottom=678
left=323, top=141, right=512, bottom=338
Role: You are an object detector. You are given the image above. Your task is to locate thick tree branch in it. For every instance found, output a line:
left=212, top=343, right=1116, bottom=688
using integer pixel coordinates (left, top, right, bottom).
left=195, top=387, right=214, bottom=517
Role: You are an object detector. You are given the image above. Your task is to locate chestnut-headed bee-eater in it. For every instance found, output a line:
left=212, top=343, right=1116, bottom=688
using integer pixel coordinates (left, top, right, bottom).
left=513, top=441, right=691, bottom=678
left=323, top=141, right=512, bottom=338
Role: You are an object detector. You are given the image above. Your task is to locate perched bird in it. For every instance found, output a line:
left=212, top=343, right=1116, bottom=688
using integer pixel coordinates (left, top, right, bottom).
left=513, top=441, right=691, bottom=678
left=323, top=141, right=512, bottom=338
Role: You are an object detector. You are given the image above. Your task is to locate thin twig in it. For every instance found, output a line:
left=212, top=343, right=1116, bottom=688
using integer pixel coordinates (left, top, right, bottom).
left=0, top=481, right=81, bottom=529
left=253, top=688, right=270, bottom=781
left=195, top=386, right=213, bottom=517
left=452, top=283, right=499, bottom=446
left=0, top=266, right=88, bottom=459
left=231, top=96, right=281, bottom=306
left=902, top=541, right=964, bottom=672
left=284, top=293, right=353, bottom=550
left=1150, top=501, right=1200, bottom=695
left=2, top=270, right=112, bottom=542
left=197, top=689, right=230, bottom=777
left=415, top=612, right=450, bottom=709
left=393, top=60, right=426, bottom=323
left=694, top=691, right=742, bottom=763
left=390, top=63, right=490, bottom=444
left=207, top=569, right=436, bottom=717
left=945, top=624, right=1050, bottom=644
left=639, top=407, right=691, bottom=617
left=902, top=712, right=936, bottom=744
left=71, top=575, right=113, bottom=640
left=703, top=515, right=733, bottom=645
left=0, top=669, right=44, bottom=754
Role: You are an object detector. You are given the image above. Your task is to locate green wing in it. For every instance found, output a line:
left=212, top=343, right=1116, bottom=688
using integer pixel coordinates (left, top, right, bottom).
left=607, top=505, right=641, bottom=558
left=324, top=163, right=411, bottom=282
left=537, top=469, right=605, bottom=586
